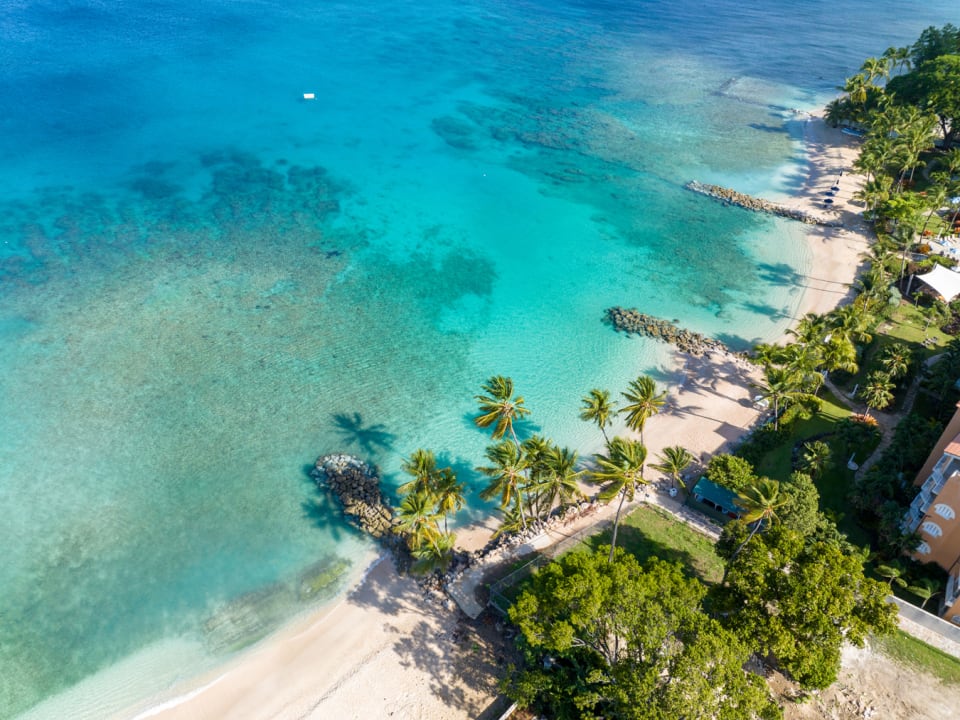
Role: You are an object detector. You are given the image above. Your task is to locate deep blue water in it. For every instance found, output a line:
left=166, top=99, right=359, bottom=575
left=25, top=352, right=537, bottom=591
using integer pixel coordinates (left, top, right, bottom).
left=1, top=1, right=956, bottom=716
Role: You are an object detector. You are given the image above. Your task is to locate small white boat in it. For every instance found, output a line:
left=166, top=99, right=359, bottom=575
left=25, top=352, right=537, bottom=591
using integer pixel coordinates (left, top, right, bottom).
left=303, top=93, right=315, bottom=100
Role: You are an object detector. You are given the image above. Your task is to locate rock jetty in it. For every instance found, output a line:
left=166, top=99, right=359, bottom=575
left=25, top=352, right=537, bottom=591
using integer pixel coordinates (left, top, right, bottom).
left=685, top=180, right=842, bottom=227
left=311, top=453, right=394, bottom=540
left=605, top=307, right=733, bottom=357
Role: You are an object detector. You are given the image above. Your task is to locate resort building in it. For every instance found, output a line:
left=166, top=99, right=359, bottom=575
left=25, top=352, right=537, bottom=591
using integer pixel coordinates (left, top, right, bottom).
left=905, top=402, right=960, bottom=624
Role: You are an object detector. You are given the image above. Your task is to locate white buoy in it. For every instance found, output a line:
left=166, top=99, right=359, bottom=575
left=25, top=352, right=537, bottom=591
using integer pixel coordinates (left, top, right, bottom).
left=303, top=93, right=315, bottom=100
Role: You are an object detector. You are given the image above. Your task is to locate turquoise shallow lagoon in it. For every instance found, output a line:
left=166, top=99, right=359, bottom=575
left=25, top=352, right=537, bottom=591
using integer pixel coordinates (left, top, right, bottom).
left=1, top=1, right=957, bottom=716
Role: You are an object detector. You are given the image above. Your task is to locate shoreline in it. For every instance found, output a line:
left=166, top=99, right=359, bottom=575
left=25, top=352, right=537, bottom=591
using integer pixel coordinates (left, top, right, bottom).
left=108, top=115, right=875, bottom=720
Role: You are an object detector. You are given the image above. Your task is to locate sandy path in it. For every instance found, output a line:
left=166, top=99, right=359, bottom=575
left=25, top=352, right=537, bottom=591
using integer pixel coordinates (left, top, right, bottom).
left=117, top=117, right=879, bottom=720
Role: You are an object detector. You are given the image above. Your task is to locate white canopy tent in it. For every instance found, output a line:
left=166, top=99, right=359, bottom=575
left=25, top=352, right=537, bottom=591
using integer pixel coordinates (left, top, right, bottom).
left=912, top=264, right=960, bottom=302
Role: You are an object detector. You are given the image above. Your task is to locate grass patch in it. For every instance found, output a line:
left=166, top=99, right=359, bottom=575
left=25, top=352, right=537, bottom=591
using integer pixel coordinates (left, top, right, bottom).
left=755, top=388, right=852, bottom=481
left=873, top=629, right=960, bottom=686
left=582, top=505, right=723, bottom=584
left=751, top=388, right=875, bottom=547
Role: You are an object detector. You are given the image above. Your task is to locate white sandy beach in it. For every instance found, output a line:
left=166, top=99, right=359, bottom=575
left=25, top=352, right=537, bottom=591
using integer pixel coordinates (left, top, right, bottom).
left=117, top=116, right=874, bottom=720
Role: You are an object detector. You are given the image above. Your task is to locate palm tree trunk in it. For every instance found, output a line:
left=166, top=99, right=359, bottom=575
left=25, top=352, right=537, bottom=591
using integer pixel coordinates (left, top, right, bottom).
left=720, top=519, right=764, bottom=585
left=608, top=490, right=628, bottom=563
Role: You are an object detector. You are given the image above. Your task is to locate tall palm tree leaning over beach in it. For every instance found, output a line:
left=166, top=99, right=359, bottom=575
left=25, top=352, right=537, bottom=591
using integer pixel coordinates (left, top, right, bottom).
left=620, top=375, right=666, bottom=445
left=589, top=436, right=648, bottom=563
left=474, top=375, right=530, bottom=451
left=579, top=388, right=617, bottom=446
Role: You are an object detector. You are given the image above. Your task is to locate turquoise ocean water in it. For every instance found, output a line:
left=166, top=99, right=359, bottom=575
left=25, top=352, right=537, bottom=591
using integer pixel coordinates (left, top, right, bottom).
left=1, top=1, right=956, bottom=716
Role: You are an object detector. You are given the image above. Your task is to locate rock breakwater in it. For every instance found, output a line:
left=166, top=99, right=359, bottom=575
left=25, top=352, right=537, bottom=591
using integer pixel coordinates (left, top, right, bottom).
left=685, top=180, right=842, bottom=227
left=311, top=453, right=394, bottom=540
left=605, top=307, right=734, bottom=357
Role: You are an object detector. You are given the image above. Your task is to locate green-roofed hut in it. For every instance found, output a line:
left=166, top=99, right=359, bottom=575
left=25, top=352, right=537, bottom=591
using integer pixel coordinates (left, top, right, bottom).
left=691, top=477, right=744, bottom=519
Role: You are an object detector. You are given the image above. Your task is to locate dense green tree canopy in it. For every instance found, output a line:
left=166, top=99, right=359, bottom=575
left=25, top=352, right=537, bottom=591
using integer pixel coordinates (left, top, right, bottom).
left=888, top=54, right=960, bottom=150
left=707, top=453, right=756, bottom=492
left=714, top=526, right=897, bottom=689
left=506, top=549, right=780, bottom=720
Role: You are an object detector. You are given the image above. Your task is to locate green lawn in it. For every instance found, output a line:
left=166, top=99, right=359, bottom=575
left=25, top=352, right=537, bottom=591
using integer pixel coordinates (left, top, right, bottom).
left=582, top=505, right=724, bottom=584
left=755, top=387, right=852, bottom=481
left=838, top=302, right=949, bottom=402
left=873, top=629, right=960, bottom=686
left=752, top=387, right=875, bottom=547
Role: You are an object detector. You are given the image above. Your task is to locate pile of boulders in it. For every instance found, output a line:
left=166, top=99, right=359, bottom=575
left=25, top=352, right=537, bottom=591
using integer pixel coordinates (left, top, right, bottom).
left=685, top=180, right=842, bottom=227
left=605, top=307, right=734, bottom=357
left=311, top=453, right=394, bottom=539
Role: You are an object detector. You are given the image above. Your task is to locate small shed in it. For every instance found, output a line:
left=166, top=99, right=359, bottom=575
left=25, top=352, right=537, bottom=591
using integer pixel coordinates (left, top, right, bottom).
left=691, top=477, right=744, bottom=519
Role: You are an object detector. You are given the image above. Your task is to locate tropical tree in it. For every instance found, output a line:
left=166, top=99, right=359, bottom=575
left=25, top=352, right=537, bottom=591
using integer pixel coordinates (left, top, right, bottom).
left=907, top=579, right=941, bottom=611
left=830, top=304, right=873, bottom=343
left=410, top=529, right=456, bottom=575
left=532, top=445, right=583, bottom=517
left=579, top=388, right=617, bottom=445
left=752, top=365, right=811, bottom=431
left=474, top=375, right=530, bottom=450
left=620, top=375, right=666, bottom=445
left=394, top=490, right=441, bottom=552
left=432, top=467, right=465, bottom=534
left=863, top=370, right=895, bottom=416
left=589, top=436, right=648, bottom=562
left=651, top=445, right=694, bottom=493
left=821, top=335, right=859, bottom=374
left=398, top=448, right=439, bottom=496
left=876, top=562, right=909, bottom=590
left=880, top=342, right=912, bottom=380
left=715, top=526, right=898, bottom=689
left=800, top=440, right=832, bottom=480
left=505, top=550, right=780, bottom=720
left=478, top=440, right=530, bottom=531
left=723, top=478, right=786, bottom=578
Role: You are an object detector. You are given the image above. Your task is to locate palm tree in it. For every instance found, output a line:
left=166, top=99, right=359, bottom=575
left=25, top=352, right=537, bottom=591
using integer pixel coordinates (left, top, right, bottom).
left=589, top=436, right=648, bottom=562
left=876, top=562, right=909, bottom=590
left=433, top=468, right=465, bottom=534
left=787, top=312, right=828, bottom=345
left=410, top=530, right=456, bottom=575
left=620, top=375, right=666, bottom=445
left=651, top=445, right=694, bottom=493
left=474, top=375, right=530, bottom=450
left=882, top=45, right=911, bottom=74
left=863, top=371, right=895, bottom=416
left=722, top=478, right=786, bottom=583
left=477, top=440, right=530, bottom=531
left=821, top=335, right=859, bottom=375
left=800, top=440, right=832, bottom=480
left=880, top=342, right=912, bottom=380
left=580, top=388, right=617, bottom=445
left=398, top=448, right=439, bottom=496
left=752, top=365, right=811, bottom=431
left=533, top=445, right=583, bottom=517
left=907, top=579, right=940, bottom=611
left=830, top=304, right=873, bottom=343
left=842, top=73, right=869, bottom=106
left=394, top=491, right=441, bottom=551
left=860, top=57, right=890, bottom=85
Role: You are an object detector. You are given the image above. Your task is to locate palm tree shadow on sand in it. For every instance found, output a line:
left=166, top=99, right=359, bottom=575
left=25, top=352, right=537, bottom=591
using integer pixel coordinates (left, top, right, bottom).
left=332, top=411, right=397, bottom=457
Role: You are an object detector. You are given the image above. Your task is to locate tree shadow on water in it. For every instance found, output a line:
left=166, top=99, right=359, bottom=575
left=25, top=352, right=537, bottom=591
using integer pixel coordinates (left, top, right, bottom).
left=332, top=411, right=396, bottom=456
